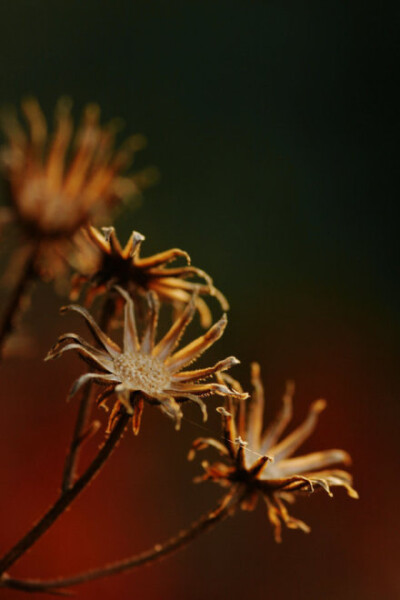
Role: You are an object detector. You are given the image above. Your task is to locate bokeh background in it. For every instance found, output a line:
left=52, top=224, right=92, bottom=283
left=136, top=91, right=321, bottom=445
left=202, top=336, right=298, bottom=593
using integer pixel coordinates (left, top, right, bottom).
left=0, top=2, right=399, bottom=599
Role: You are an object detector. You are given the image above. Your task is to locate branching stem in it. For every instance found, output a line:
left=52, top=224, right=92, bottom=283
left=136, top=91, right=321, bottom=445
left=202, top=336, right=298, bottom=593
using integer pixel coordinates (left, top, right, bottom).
left=0, top=493, right=238, bottom=594
left=0, top=412, right=129, bottom=576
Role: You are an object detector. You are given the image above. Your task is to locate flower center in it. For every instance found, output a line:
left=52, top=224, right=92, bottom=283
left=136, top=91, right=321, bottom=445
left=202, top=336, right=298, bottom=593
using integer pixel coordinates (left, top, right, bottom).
left=113, top=352, right=171, bottom=398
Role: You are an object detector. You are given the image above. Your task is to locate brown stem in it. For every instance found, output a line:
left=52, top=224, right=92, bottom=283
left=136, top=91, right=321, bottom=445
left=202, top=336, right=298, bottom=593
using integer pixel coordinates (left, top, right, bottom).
left=61, top=295, right=117, bottom=492
left=0, top=245, right=38, bottom=361
left=61, top=383, right=94, bottom=492
left=0, top=412, right=130, bottom=576
left=0, top=493, right=238, bottom=594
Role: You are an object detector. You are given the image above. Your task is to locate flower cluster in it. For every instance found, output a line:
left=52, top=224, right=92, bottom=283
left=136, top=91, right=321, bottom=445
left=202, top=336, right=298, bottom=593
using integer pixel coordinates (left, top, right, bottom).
left=0, top=99, right=357, bottom=549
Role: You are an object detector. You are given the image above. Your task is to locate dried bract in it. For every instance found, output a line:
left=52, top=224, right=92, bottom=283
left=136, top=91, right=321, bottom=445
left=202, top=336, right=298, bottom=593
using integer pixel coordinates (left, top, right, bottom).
left=0, top=98, right=152, bottom=279
left=46, top=287, right=247, bottom=434
left=70, top=226, right=229, bottom=328
left=189, top=363, right=358, bottom=542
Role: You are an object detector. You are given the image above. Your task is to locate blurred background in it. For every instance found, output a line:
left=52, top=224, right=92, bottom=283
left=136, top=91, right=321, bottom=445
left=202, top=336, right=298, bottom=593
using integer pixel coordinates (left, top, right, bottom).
left=0, top=2, right=399, bottom=599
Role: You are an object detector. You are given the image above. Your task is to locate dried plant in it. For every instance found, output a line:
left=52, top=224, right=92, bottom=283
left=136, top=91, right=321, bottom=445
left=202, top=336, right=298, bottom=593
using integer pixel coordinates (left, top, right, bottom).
left=0, top=99, right=357, bottom=595
left=0, top=98, right=154, bottom=355
left=70, top=226, right=228, bottom=327
left=0, top=98, right=150, bottom=279
left=46, top=286, right=246, bottom=433
left=189, top=363, right=358, bottom=542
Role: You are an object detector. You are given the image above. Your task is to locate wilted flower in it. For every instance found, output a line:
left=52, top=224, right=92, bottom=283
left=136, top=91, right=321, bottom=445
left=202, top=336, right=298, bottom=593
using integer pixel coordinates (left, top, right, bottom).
left=70, top=226, right=228, bottom=328
left=46, top=286, right=247, bottom=434
left=189, top=363, right=358, bottom=542
left=0, top=98, right=153, bottom=279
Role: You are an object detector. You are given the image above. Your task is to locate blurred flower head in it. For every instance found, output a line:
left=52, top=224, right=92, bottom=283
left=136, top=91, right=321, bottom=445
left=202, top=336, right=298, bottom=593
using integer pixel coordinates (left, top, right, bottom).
left=189, top=363, right=358, bottom=542
left=46, top=286, right=247, bottom=434
left=0, top=97, right=155, bottom=280
left=70, top=225, right=229, bottom=327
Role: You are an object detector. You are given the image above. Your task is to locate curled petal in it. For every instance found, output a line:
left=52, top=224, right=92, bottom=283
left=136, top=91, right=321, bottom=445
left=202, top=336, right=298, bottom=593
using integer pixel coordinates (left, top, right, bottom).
left=60, top=304, right=121, bottom=356
left=188, top=437, right=229, bottom=461
left=68, top=373, right=119, bottom=401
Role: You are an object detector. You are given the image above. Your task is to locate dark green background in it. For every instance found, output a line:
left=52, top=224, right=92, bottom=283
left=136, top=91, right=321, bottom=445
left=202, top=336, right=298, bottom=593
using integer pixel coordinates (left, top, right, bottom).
left=0, top=3, right=398, bottom=600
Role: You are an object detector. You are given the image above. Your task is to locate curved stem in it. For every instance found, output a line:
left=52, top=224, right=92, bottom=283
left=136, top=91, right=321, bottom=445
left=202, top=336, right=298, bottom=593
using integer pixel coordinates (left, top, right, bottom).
left=0, top=245, right=38, bottom=361
left=0, top=492, right=238, bottom=594
left=0, top=412, right=130, bottom=576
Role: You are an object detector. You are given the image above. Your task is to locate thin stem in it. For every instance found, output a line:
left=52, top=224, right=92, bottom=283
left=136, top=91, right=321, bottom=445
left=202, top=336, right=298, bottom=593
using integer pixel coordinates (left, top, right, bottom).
left=61, top=383, right=93, bottom=492
left=0, top=493, right=239, bottom=594
left=0, top=245, right=38, bottom=361
left=0, top=412, right=130, bottom=576
left=61, top=295, right=116, bottom=492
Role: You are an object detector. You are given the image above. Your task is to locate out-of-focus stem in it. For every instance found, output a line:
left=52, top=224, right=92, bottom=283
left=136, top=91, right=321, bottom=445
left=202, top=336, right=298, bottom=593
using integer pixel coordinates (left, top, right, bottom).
left=0, top=411, right=129, bottom=576
left=0, top=493, right=238, bottom=594
left=0, top=245, right=38, bottom=361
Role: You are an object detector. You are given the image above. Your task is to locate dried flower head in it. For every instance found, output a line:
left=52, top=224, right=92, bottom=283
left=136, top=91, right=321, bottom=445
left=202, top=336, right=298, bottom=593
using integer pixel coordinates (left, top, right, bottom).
left=70, top=226, right=228, bottom=328
left=46, top=286, right=247, bottom=434
left=189, top=363, right=358, bottom=542
left=0, top=98, right=153, bottom=279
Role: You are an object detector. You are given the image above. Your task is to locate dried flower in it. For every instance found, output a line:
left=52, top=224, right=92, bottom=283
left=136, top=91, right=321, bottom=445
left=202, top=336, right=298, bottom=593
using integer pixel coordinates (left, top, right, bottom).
left=0, top=98, right=153, bottom=279
left=46, top=286, right=247, bottom=434
left=189, top=363, right=358, bottom=542
left=70, top=226, right=229, bottom=328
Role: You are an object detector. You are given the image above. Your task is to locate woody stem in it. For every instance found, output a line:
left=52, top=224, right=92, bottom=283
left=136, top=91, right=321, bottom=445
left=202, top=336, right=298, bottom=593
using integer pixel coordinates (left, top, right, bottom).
left=0, top=245, right=38, bottom=361
left=0, top=493, right=238, bottom=594
left=0, top=411, right=129, bottom=576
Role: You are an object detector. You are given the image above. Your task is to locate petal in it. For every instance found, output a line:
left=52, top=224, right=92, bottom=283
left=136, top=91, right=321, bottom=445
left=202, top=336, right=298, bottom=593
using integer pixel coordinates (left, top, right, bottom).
left=153, top=294, right=196, bottom=360
left=150, top=284, right=213, bottom=328
left=158, top=396, right=183, bottom=430
left=276, top=449, right=352, bottom=477
left=45, top=341, right=114, bottom=373
left=60, top=304, right=121, bottom=357
left=147, top=267, right=213, bottom=286
left=123, top=230, right=145, bottom=258
left=135, top=248, right=190, bottom=269
left=132, top=396, right=144, bottom=435
left=303, top=469, right=359, bottom=499
left=165, top=314, right=227, bottom=372
left=102, top=226, right=123, bottom=254
left=249, top=455, right=271, bottom=478
left=259, top=380, right=294, bottom=454
left=269, top=399, right=326, bottom=462
left=188, top=437, right=229, bottom=461
left=21, top=97, right=47, bottom=160
left=258, top=475, right=315, bottom=493
left=68, top=372, right=119, bottom=400
left=46, top=97, right=73, bottom=189
left=114, top=286, right=139, bottom=353
left=172, top=356, right=240, bottom=383
left=95, top=385, right=115, bottom=409
left=246, top=362, right=265, bottom=451
left=173, top=393, right=208, bottom=422
left=168, top=381, right=244, bottom=398
left=140, top=292, right=160, bottom=353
